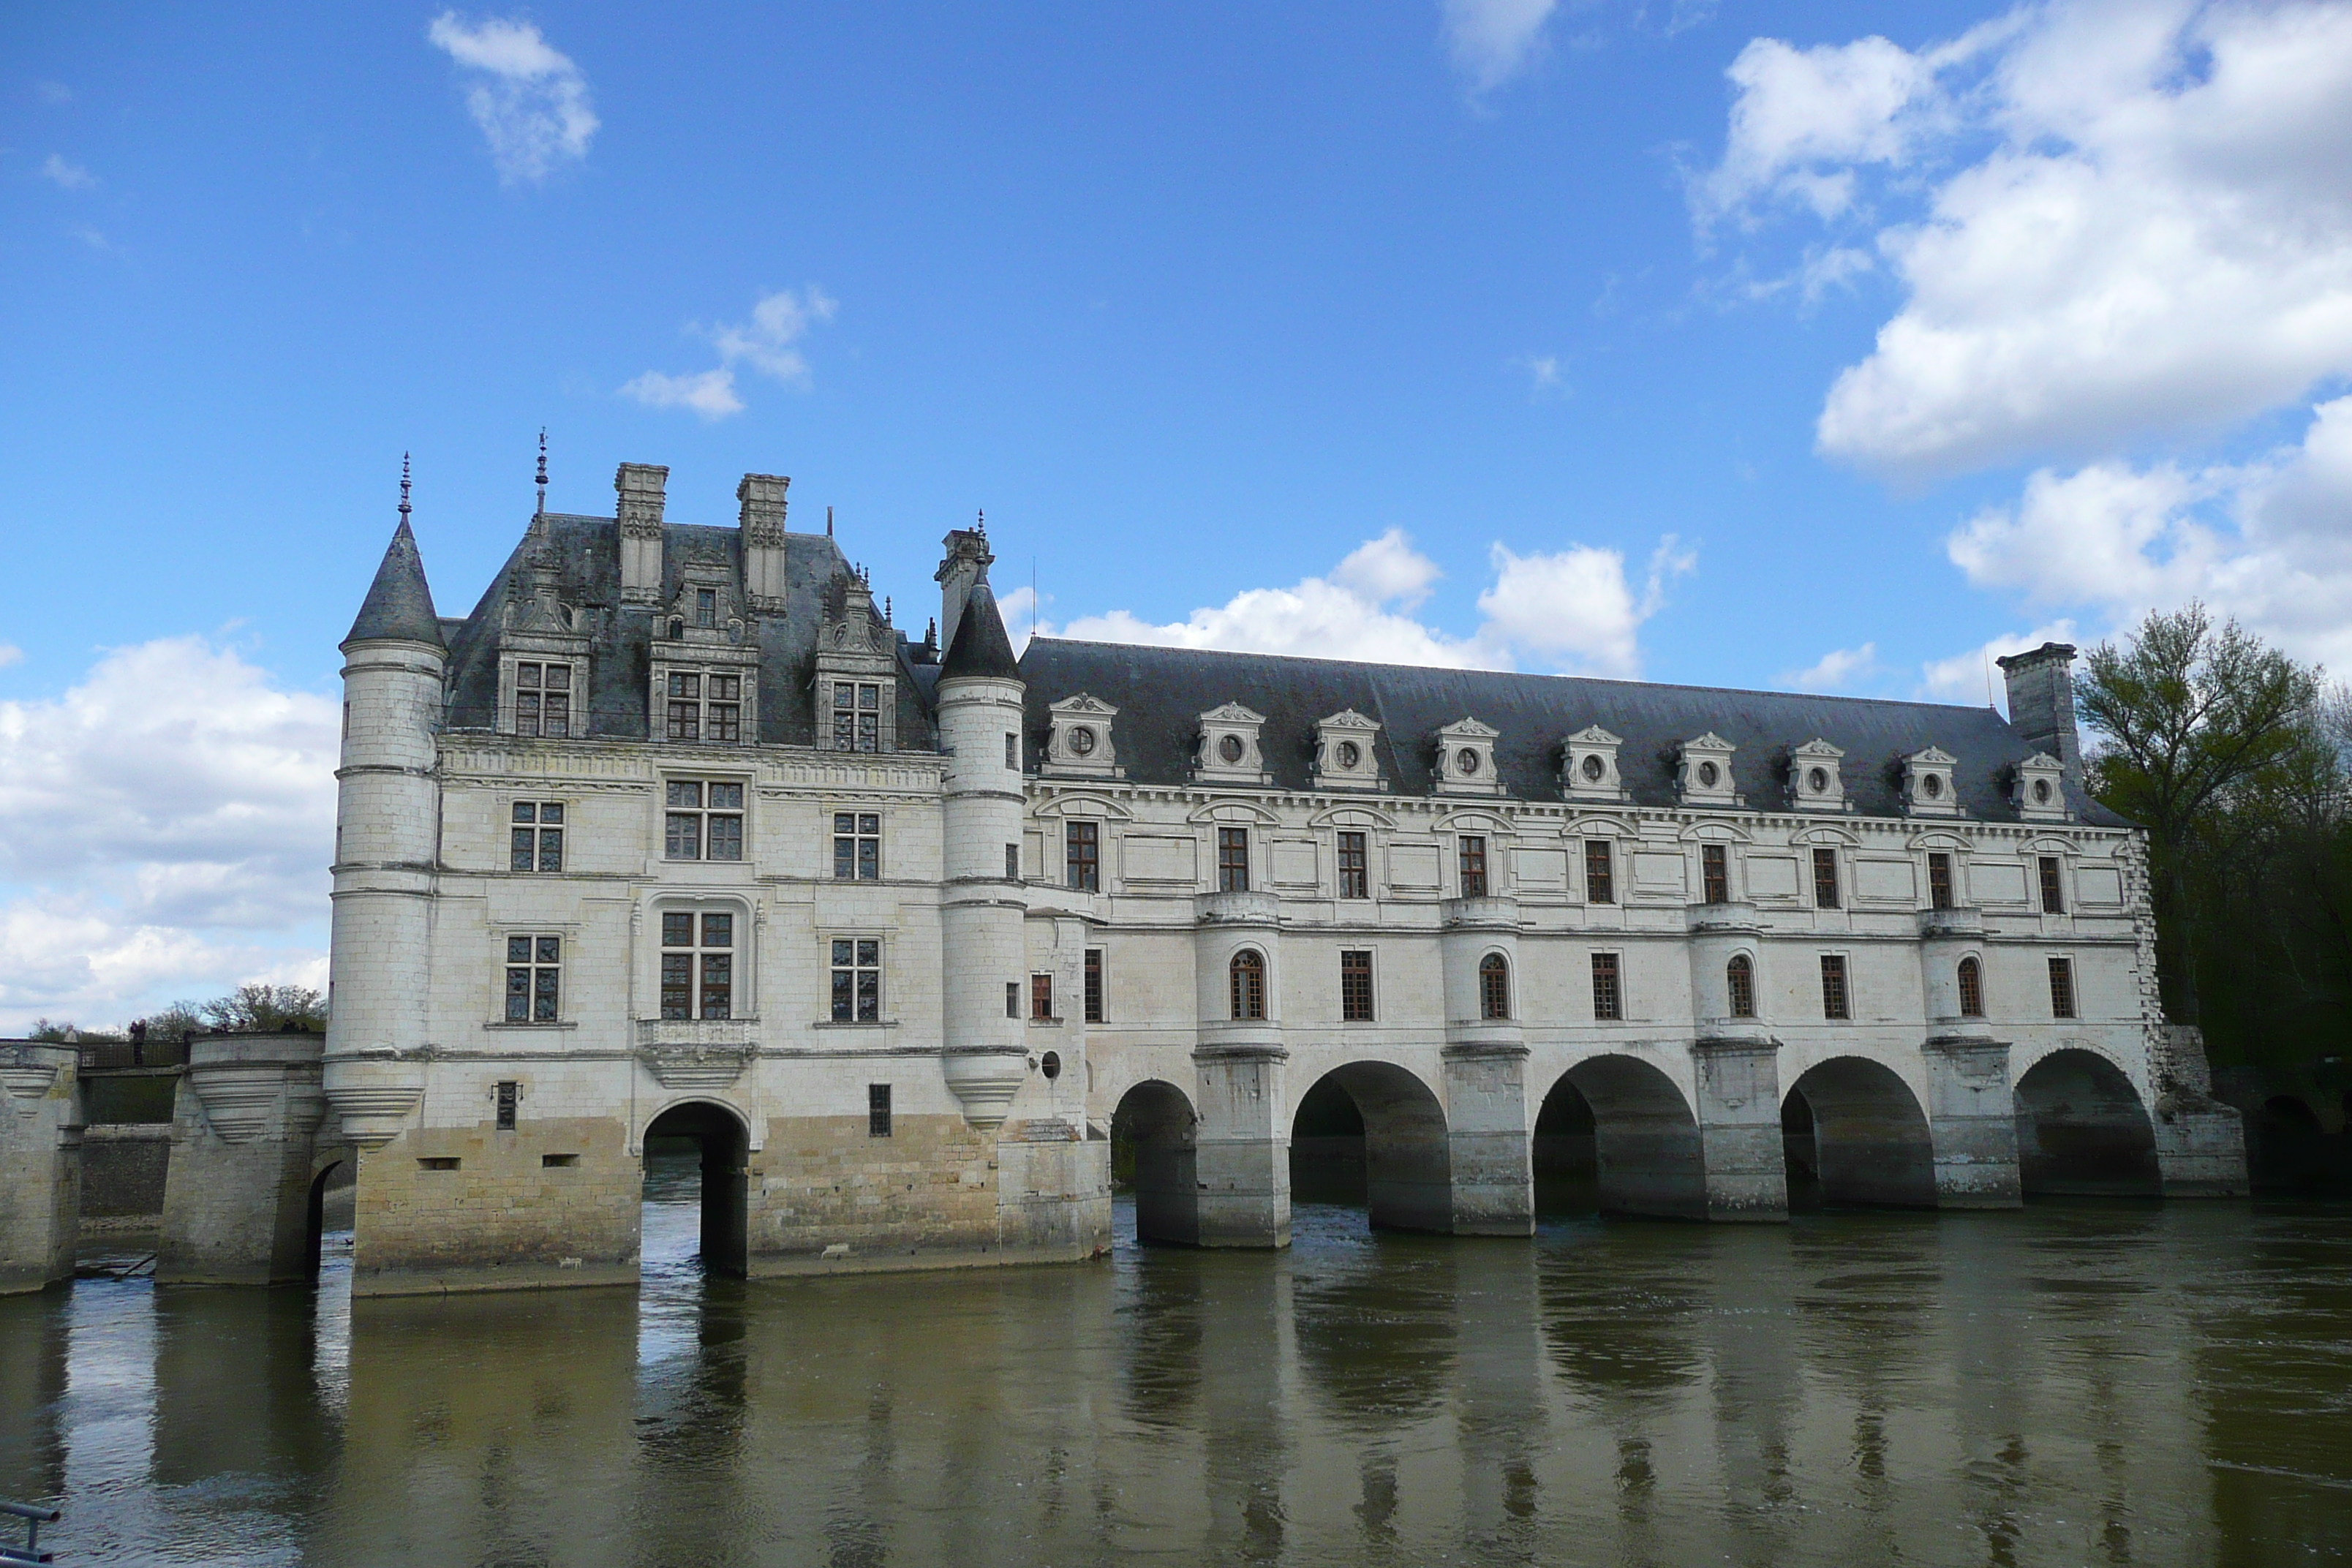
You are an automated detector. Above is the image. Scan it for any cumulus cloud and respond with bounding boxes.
[1049,527,1690,679]
[1442,0,1557,94]
[0,644,22,668]
[623,287,837,421]
[1784,642,1882,693]
[0,637,336,1031]
[1920,621,2081,706]
[39,154,94,190]
[427,12,598,184]
[1701,1,2352,478]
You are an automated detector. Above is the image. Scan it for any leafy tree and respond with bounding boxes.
[197,984,328,1033]
[2080,603,2326,1030]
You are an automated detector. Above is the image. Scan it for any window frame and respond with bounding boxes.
[502,932,563,1023]
[1480,951,1512,1021]
[1701,843,1730,905]
[828,936,884,1024]
[510,800,566,873]
[1336,830,1369,900]
[1340,948,1375,1023]
[867,1083,892,1139]
[1727,952,1756,1019]
[831,681,885,754]
[1066,820,1101,892]
[1229,948,1267,1021]
[832,811,882,881]
[663,779,747,862]
[659,907,739,1021]
[1820,953,1851,1020]
[1958,955,1986,1018]
[663,668,746,745]
[1217,826,1251,894]
[1084,947,1105,1024]
[1584,839,1616,905]
[2038,855,2066,914]
[1589,951,1622,1021]
[1812,847,1841,910]
[510,660,575,739]
[2048,956,2078,1019]
[1928,851,1955,911]
[1458,834,1489,898]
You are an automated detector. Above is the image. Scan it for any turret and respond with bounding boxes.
[934,561,1030,1129]
[323,473,444,1150]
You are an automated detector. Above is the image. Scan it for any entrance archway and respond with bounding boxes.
[2013,1049,2160,1197]
[641,1101,750,1278]
[1783,1058,1937,1209]
[1289,1063,1452,1233]
[1536,1056,1705,1221]
[303,1159,348,1277]
[1109,1079,1200,1245]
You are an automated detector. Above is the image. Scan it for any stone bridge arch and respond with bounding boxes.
[2013,1047,2160,1196]
[641,1098,752,1277]
[1290,1061,1455,1234]
[1534,1055,1707,1221]
[1782,1055,1937,1210]
[1109,1079,1200,1246]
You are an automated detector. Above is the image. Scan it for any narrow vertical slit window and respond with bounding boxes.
[2039,856,2065,914]
[1701,843,1729,905]
[868,1084,892,1138]
[696,588,717,627]
[1066,821,1100,892]
[2048,957,2077,1019]
[1458,835,1489,898]
[1584,840,1615,905]
[1929,852,1954,911]
[1820,954,1850,1019]
[1229,949,1267,1021]
[1726,954,1755,1018]
[1006,733,1019,769]
[1030,973,1054,1021]
[1218,827,1250,894]
[1340,949,1374,1022]
[830,938,881,1023]
[1006,843,1021,881]
[1084,948,1105,1023]
[1589,953,1621,1021]
[1812,847,1841,909]
[1005,981,1019,1019]
[495,1080,518,1131]
[504,935,562,1022]
[1337,831,1368,900]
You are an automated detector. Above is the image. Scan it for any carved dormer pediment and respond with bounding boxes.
[813,568,899,753]
[1313,709,1384,792]
[1562,724,1629,804]
[1045,693,1122,779]
[1433,717,1502,796]
[1196,704,1271,785]
[2012,750,2071,822]
[1901,745,1964,818]
[1789,738,1849,813]
[1676,732,1741,809]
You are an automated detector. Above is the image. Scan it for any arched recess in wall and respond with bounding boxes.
[1534,1055,1705,1221]
[2250,1094,2336,1195]
[2012,1049,2160,1197]
[1782,1057,1937,1210]
[1289,1062,1452,1233]
[642,1098,752,1278]
[304,1157,350,1278]
[1109,1079,1199,1246]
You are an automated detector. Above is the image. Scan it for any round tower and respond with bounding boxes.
[934,562,1031,1130]
[322,484,445,1150]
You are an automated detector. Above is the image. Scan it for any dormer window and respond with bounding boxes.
[1789,739,1847,813]
[1312,709,1384,791]
[832,682,883,753]
[1902,747,1961,817]
[668,617,685,641]
[1433,717,1501,796]
[1562,725,1627,804]
[1044,693,1123,779]
[1195,704,1270,785]
[665,672,742,743]
[696,589,717,628]
[513,662,572,738]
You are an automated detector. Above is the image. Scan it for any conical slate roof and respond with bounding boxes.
[344,519,444,648]
[940,568,1019,681]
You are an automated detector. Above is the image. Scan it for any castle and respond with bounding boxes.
[317,460,2243,1296]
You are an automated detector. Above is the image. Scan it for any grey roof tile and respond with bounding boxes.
[344,520,445,648]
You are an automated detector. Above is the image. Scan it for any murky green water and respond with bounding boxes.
[6,1167,2351,1566]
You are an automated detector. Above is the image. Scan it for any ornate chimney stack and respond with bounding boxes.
[739,472,790,614]
[935,517,994,657]
[1997,641,2082,781]
[616,462,668,605]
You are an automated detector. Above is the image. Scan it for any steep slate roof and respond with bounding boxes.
[1018,638,2123,826]
[344,520,445,648]
[940,571,1020,681]
[438,512,937,750]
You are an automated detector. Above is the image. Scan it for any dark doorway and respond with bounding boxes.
[303,1160,350,1278]
[1784,1057,1937,1209]
[1532,1079,1598,1215]
[641,1101,751,1278]
[1288,1064,1452,1232]
[2013,1049,2161,1197]
[1109,1079,1200,1245]
[2250,1095,2334,1194]
[1782,1091,1821,1212]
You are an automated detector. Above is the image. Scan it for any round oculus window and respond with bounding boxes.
[1067,725,1096,757]
[1581,754,1605,782]
[1458,748,1481,775]
[1218,734,1245,764]
[1040,1049,1062,1082]
[1807,767,1829,794]
[2033,777,2053,804]
[1923,772,1942,799]
[1336,740,1361,769]
[1697,761,1719,788]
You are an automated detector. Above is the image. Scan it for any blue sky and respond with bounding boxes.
[5,1,2350,1028]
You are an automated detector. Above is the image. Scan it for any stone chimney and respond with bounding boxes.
[616,462,668,605]
[935,525,994,656]
[739,473,790,614]
[1997,641,2081,779]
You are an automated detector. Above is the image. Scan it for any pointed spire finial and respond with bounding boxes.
[399,453,412,525]
[826,505,834,538]
[976,508,985,536]
[883,595,892,622]
[535,428,549,516]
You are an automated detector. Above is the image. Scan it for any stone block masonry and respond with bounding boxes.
[1,1044,81,1294]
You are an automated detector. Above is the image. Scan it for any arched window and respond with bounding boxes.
[1229,949,1266,1021]
[1958,956,1985,1019]
[1727,954,1755,1019]
[1479,952,1511,1020]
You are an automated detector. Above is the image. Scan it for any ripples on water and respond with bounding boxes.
[4,1158,2351,1566]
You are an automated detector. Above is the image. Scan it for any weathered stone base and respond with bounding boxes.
[750,1237,1106,1278]
[2155,1104,2250,1197]
[1,1044,81,1295]
[353,1259,642,1297]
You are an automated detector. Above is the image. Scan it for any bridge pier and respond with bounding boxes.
[1923,1037,2024,1207]
[1192,1046,1290,1248]
[1691,1037,1789,1221]
[159,1030,342,1286]
[1442,1042,1534,1236]
[1,1044,82,1294]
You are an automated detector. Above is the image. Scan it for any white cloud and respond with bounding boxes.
[0,637,336,1031]
[1049,528,1690,679]
[1704,2,2352,478]
[1521,353,1564,391]
[1920,621,2080,706]
[426,12,598,184]
[39,154,93,190]
[619,368,744,421]
[1442,0,1557,94]
[0,644,21,668]
[1784,642,1882,693]
[624,287,837,420]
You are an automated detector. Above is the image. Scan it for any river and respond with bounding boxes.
[5,1163,2350,1566]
